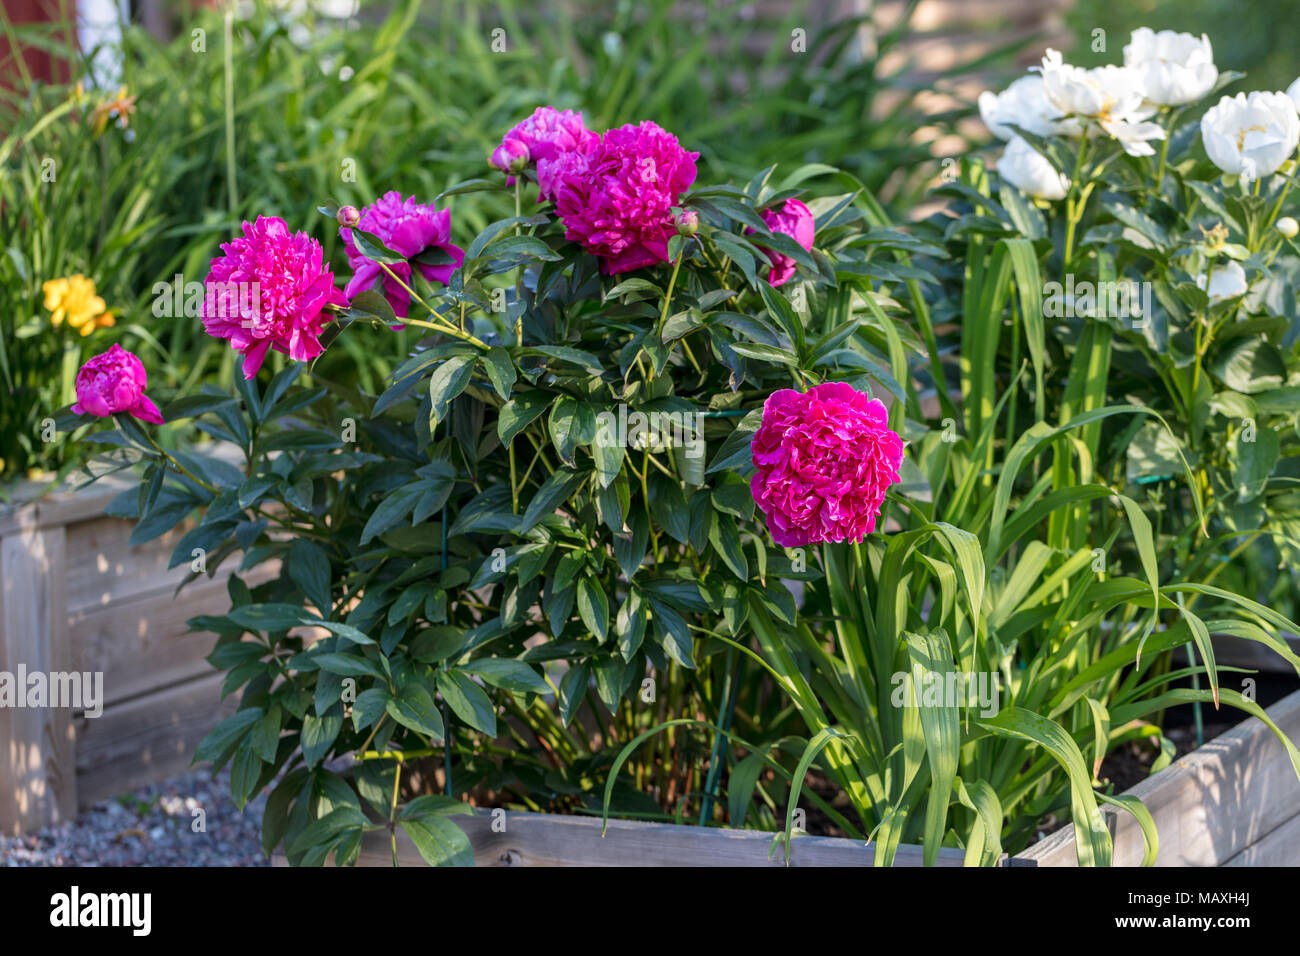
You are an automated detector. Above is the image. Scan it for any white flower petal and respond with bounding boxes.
[997,136,1070,200]
[1195,260,1248,303]
[1201,91,1300,180]
[978,75,1064,141]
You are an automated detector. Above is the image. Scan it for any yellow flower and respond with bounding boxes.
[91,86,137,137]
[43,274,112,335]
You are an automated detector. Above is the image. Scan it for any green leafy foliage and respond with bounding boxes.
[0,0,1006,482]
[79,151,913,864]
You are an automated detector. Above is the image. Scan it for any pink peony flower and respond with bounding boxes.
[340,191,465,322]
[536,145,593,205]
[203,216,347,379]
[750,382,903,547]
[495,106,597,196]
[72,344,164,424]
[551,120,699,274]
[753,198,815,287]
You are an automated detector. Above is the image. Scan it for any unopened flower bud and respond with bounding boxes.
[337,205,360,228]
[491,139,530,175]
[675,209,699,237]
[1278,216,1299,239]
[1200,221,1230,253]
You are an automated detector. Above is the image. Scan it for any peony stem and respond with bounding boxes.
[509,441,519,515]
[1191,259,1217,405]
[658,245,686,333]
[375,262,489,349]
[401,314,487,350]
[680,336,704,377]
[1154,130,1171,193]
[1062,132,1090,270]
[153,441,216,495]
[641,444,660,566]
[514,178,524,347]
[355,714,387,756]
[358,746,441,764]
[1258,151,1297,250]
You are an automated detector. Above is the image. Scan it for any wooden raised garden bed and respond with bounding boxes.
[275,811,969,867]
[1023,688,1300,866]
[6,467,1297,865]
[0,464,271,835]
[271,689,1300,867]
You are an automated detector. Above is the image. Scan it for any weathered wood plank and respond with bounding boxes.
[0,443,248,537]
[301,812,968,867]
[73,671,235,809]
[64,516,195,615]
[68,562,277,709]
[1021,689,1300,867]
[1220,811,1300,866]
[0,525,77,834]
[0,474,134,538]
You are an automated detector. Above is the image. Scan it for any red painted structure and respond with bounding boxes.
[1,0,78,89]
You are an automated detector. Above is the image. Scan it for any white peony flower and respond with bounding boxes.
[1201,91,1300,181]
[1195,260,1248,303]
[1034,49,1166,156]
[978,75,1065,141]
[1286,77,1300,112]
[1123,28,1218,106]
[1106,117,1173,157]
[997,135,1070,200]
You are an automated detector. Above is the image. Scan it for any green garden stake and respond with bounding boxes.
[441,408,452,796]
[443,700,453,798]
[1189,648,1205,748]
[698,646,738,825]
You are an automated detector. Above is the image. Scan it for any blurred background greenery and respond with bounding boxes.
[4,0,1290,488]
[1064,0,1299,92]
[2,0,1025,486]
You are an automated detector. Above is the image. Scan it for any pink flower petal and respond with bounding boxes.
[749,381,904,546]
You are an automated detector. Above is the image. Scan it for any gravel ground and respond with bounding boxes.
[0,768,268,867]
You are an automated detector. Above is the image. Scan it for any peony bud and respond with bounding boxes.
[490,139,530,175]
[1200,221,1230,252]
[674,209,699,237]
[751,199,815,287]
[337,205,361,228]
[1277,216,1299,239]
[72,344,164,424]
